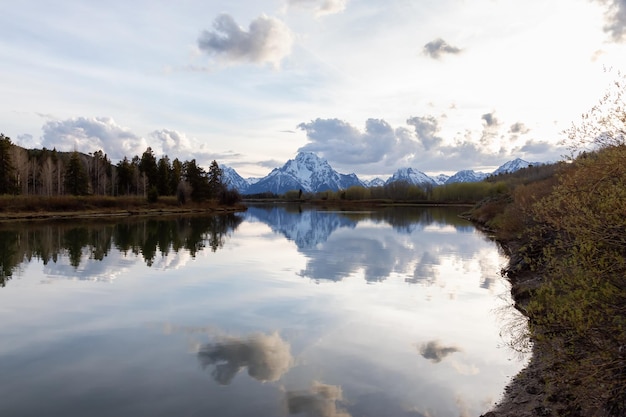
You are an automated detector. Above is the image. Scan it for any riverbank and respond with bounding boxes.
[479,242,572,417]
[471,147,626,416]
[0,195,246,222]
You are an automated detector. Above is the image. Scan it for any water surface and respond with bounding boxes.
[0,205,523,417]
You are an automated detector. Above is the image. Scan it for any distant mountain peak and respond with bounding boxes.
[245,152,363,195]
[222,154,545,195]
[445,169,488,184]
[493,158,534,175]
[386,167,436,186]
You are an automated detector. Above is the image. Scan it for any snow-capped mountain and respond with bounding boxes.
[222,166,250,193]
[492,158,534,175]
[246,152,364,195]
[385,168,436,186]
[219,154,544,195]
[445,170,489,184]
[432,174,450,185]
[364,178,386,187]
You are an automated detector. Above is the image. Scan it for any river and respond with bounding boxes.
[0,204,525,417]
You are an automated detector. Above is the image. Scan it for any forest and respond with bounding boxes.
[0,134,240,206]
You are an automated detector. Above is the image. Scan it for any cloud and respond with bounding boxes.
[418,340,461,363]
[406,116,444,150]
[287,0,348,16]
[594,0,626,42]
[197,331,293,385]
[16,133,36,148]
[508,122,530,135]
[481,112,499,128]
[286,381,352,417]
[297,118,419,167]
[41,117,147,160]
[423,38,462,59]
[513,139,565,162]
[197,14,294,67]
[150,129,193,157]
[479,111,502,147]
[297,114,561,174]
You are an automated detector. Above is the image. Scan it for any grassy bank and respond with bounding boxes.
[469,145,626,416]
[0,195,246,221]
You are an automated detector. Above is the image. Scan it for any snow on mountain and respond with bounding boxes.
[221,166,250,193]
[365,177,386,187]
[492,158,534,175]
[221,155,545,195]
[432,174,450,185]
[246,152,364,195]
[445,170,489,184]
[385,168,436,186]
[244,205,356,249]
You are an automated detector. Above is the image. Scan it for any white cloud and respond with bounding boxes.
[298,119,400,164]
[197,13,294,67]
[296,114,563,174]
[41,117,147,160]
[287,0,348,16]
[149,129,196,160]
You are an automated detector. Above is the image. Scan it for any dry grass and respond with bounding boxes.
[0,195,243,221]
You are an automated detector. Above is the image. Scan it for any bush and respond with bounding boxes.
[147,186,158,203]
[219,188,242,206]
[520,145,626,414]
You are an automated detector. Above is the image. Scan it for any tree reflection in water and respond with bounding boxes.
[0,213,243,286]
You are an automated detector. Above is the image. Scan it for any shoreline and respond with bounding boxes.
[0,205,247,222]
[479,239,576,417]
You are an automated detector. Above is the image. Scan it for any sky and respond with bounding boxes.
[2,0,625,178]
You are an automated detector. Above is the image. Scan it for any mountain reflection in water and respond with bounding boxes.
[0,205,525,417]
[245,204,495,285]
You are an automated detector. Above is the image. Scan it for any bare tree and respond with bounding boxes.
[564,70,626,156]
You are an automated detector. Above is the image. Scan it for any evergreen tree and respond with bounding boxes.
[170,158,183,194]
[139,147,158,189]
[183,159,209,202]
[0,133,16,194]
[64,151,88,195]
[116,157,134,195]
[157,156,172,196]
[207,160,224,199]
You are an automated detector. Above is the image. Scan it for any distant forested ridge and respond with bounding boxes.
[0,134,239,205]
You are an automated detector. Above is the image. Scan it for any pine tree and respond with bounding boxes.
[157,156,172,196]
[0,133,16,194]
[207,160,224,199]
[183,159,209,202]
[64,151,88,195]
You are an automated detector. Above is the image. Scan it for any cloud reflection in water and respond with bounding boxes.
[197,331,293,385]
[418,340,461,363]
[286,381,352,417]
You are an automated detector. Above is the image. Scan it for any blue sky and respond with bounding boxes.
[2,0,625,177]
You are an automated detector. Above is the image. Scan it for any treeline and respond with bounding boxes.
[275,178,516,204]
[0,214,243,286]
[0,133,240,205]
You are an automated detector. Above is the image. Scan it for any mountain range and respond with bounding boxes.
[223,152,537,195]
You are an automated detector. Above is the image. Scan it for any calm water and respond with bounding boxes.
[0,205,524,417]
